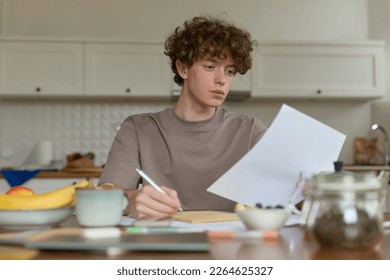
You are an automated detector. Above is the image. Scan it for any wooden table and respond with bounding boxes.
[3,214,385,260]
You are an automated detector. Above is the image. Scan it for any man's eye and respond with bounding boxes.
[226,69,236,76]
[204,65,215,70]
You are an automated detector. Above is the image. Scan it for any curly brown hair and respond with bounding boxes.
[164,16,255,86]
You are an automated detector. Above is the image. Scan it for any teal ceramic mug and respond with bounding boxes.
[75,187,128,227]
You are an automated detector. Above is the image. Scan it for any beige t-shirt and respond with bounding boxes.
[99,107,267,211]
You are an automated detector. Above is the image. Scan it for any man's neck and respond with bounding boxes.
[173,98,217,122]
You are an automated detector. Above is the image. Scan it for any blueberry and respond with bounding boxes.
[255,203,263,209]
[275,205,285,209]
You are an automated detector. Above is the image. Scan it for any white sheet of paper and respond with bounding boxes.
[207,104,346,206]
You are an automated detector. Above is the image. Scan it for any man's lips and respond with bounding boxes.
[210,89,225,96]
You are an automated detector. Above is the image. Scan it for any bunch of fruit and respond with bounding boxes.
[0,180,89,210]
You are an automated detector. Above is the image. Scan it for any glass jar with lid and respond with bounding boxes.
[300,161,353,225]
[306,169,384,249]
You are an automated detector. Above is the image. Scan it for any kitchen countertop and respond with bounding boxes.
[344,165,390,172]
[1,165,387,179]
[0,168,103,179]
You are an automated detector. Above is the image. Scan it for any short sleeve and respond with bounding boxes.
[98,117,141,189]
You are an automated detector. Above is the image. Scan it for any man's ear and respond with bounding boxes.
[176,60,189,80]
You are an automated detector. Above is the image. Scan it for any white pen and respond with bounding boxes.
[135,168,183,212]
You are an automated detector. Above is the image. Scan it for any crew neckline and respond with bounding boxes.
[166,107,224,131]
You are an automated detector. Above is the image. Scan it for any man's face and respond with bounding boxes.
[182,56,236,108]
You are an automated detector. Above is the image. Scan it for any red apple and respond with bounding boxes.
[6,186,35,196]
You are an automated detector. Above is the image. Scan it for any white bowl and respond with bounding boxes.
[0,206,74,231]
[236,208,292,231]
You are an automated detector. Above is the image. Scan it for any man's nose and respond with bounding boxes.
[214,69,226,86]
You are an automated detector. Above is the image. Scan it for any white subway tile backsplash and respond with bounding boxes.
[0,99,171,167]
[0,98,374,168]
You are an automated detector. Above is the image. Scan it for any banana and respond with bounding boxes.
[0,179,89,210]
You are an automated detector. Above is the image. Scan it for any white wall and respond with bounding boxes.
[368,1,390,163]
[0,0,385,167]
[369,0,390,100]
[1,0,369,41]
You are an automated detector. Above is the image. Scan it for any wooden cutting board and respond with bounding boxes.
[172,211,240,223]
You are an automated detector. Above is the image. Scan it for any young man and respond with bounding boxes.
[99,16,267,219]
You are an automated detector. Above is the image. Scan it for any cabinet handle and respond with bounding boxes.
[36,87,41,93]
[125,88,131,93]
[316,89,322,94]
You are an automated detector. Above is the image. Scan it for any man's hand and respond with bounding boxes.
[124,186,182,219]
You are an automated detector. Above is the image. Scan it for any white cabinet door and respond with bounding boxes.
[230,70,251,92]
[229,70,251,99]
[251,42,385,98]
[85,43,171,97]
[0,42,83,96]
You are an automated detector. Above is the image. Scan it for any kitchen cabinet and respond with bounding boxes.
[85,43,171,97]
[231,71,251,92]
[0,41,83,96]
[251,41,385,98]
[0,39,385,99]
